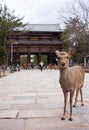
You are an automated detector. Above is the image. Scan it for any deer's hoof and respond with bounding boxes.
[81,104,84,106]
[61,117,65,120]
[73,105,76,107]
[69,118,73,121]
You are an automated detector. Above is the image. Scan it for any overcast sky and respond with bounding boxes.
[1,0,74,26]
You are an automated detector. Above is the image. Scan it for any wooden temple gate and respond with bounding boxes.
[7,24,63,66]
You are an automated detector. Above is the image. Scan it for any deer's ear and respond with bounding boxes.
[55,50,60,57]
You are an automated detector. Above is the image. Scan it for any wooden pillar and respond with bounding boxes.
[52,53,56,64]
[27,53,30,64]
[38,52,41,63]
[17,52,20,65]
[49,51,52,64]
[47,54,50,64]
[7,52,11,66]
[13,52,20,65]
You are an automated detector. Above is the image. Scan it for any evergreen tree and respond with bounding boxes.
[0,4,25,65]
[62,17,88,63]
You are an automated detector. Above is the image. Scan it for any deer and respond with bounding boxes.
[55,50,85,121]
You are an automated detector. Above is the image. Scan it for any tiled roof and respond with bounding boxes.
[14,24,62,32]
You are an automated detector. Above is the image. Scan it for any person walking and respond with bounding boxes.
[31,62,34,70]
[39,61,44,71]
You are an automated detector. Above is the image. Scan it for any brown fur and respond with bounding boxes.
[55,50,85,121]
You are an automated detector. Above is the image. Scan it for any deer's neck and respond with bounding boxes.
[59,67,73,92]
[60,67,69,79]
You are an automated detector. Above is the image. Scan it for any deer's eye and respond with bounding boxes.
[66,56,69,59]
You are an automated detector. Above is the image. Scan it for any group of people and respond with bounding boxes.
[22,62,34,70]
[15,58,73,71]
[22,60,44,71]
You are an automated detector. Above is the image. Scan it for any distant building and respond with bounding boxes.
[7,24,63,65]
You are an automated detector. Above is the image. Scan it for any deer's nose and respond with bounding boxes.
[61,62,65,67]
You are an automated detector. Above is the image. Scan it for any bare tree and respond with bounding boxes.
[70,0,89,30]
[60,0,89,63]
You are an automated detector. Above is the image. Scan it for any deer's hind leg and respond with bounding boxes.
[80,87,84,106]
[73,88,79,107]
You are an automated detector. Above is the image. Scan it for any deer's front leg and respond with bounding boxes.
[61,91,68,120]
[69,89,75,121]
